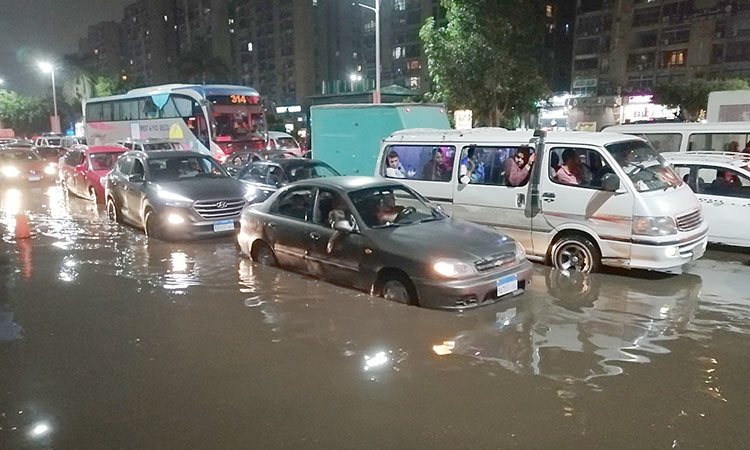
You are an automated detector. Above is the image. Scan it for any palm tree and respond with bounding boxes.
[61,55,96,113]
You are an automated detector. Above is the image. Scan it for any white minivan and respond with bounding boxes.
[375,128,708,272]
[604,122,750,154]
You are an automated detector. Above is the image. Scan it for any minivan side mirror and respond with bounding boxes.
[601,173,620,192]
[128,173,144,183]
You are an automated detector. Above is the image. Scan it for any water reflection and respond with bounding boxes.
[442,268,702,385]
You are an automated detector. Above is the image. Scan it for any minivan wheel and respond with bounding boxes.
[106,198,122,223]
[253,242,278,266]
[382,276,418,306]
[144,210,163,240]
[551,235,601,273]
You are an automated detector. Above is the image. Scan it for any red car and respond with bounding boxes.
[0,147,57,184]
[59,145,126,203]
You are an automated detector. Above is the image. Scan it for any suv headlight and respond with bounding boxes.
[433,259,476,278]
[632,216,677,236]
[2,166,20,177]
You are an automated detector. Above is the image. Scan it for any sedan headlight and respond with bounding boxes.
[632,216,677,236]
[2,166,20,178]
[44,165,56,175]
[514,241,527,262]
[157,189,193,205]
[433,259,476,278]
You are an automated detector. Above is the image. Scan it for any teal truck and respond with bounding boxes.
[309,103,451,175]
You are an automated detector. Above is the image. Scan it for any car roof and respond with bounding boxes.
[387,128,642,147]
[663,151,750,169]
[605,122,750,132]
[123,150,208,159]
[117,139,181,144]
[85,146,128,154]
[293,176,400,191]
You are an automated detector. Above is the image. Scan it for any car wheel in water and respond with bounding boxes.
[144,210,163,240]
[550,235,601,273]
[382,276,418,306]
[106,198,122,223]
[253,242,278,267]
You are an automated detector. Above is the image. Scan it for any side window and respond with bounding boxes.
[313,189,354,228]
[458,146,535,187]
[132,159,145,177]
[697,166,750,198]
[382,145,455,181]
[242,164,267,183]
[266,165,285,186]
[640,133,682,153]
[118,157,134,175]
[688,133,750,152]
[274,188,314,221]
[672,164,695,190]
[549,147,614,190]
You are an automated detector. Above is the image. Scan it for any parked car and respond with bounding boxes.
[34,134,63,147]
[0,147,57,184]
[664,151,750,247]
[33,146,65,165]
[60,145,126,203]
[376,128,708,273]
[238,177,532,309]
[267,131,302,155]
[237,159,341,204]
[104,150,251,240]
[223,148,299,173]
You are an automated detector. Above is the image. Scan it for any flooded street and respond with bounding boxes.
[2,185,750,449]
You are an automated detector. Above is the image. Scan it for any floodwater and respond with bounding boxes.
[1,184,750,449]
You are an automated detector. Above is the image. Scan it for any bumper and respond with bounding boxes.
[156,207,241,240]
[412,259,533,310]
[629,230,708,270]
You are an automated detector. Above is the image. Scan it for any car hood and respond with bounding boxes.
[369,218,518,262]
[151,178,246,201]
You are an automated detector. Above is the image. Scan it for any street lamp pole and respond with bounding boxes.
[38,62,59,132]
[356,1,381,104]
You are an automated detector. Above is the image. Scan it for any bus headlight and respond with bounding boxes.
[632,216,677,236]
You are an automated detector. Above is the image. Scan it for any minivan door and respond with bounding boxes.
[451,145,534,250]
[533,145,634,264]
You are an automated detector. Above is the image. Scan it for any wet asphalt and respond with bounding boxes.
[1,184,750,449]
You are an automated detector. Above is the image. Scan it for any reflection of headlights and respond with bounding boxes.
[433,259,476,278]
[167,213,185,225]
[514,241,527,262]
[44,165,56,175]
[157,189,193,204]
[632,216,677,236]
[2,166,20,177]
[244,185,257,202]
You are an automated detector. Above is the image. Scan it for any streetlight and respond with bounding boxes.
[38,61,58,120]
[0,78,4,86]
[354,1,381,104]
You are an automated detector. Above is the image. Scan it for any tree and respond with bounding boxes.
[93,75,136,97]
[653,78,750,121]
[61,55,96,112]
[420,0,550,127]
[176,40,230,84]
[0,89,53,136]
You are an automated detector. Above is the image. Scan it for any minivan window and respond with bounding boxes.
[549,147,614,190]
[696,166,750,199]
[383,145,455,182]
[636,133,682,153]
[687,133,750,152]
[458,146,535,187]
[605,140,681,192]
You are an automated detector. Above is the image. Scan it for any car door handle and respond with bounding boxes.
[266,222,277,229]
[516,193,525,207]
[309,232,320,240]
[542,192,556,202]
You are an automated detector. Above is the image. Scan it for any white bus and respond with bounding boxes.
[604,122,750,153]
[83,84,269,162]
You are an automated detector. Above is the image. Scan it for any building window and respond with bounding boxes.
[392,46,405,59]
[627,52,656,71]
[364,20,375,33]
[394,0,406,10]
[574,57,598,71]
[661,28,690,45]
[632,6,660,27]
[545,4,553,17]
[632,31,658,49]
[407,60,421,70]
[662,49,687,68]
[408,76,420,89]
[575,37,599,55]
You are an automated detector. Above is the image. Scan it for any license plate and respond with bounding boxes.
[213,220,234,232]
[496,275,518,297]
[28,175,41,182]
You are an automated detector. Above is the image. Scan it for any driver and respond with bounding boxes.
[375,192,404,225]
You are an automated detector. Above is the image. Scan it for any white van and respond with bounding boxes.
[376,128,708,273]
[604,122,750,154]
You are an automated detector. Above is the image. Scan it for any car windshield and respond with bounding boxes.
[1,150,42,162]
[47,138,61,146]
[144,142,182,151]
[148,156,227,182]
[90,152,125,171]
[285,163,340,182]
[348,185,446,228]
[605,140,681,192]
[34,147,60,158]
[276,137,298,149]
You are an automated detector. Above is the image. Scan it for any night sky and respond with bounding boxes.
[0,0,130,95]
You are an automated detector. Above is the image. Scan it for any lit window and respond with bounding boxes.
[164,15,168,22]
[407,60,421,70]
[408,76,420,88]
[392,46,405,59]
[247,42,253,52]
[94,48,99,55]
[546,5,553,17]
[395,0,406,10]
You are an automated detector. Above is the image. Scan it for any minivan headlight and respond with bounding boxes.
[632,216,677,236]
[433,259,476,278]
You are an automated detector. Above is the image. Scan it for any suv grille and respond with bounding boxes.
[193,198,246,220]
[474,252,515,272]
[675,209,702,232]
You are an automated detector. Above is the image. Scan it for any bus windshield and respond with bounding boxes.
[207,95,267,144]
[606,140,681,192]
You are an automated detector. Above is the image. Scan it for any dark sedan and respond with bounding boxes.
[238,177,532,309]
[237,159,340,204]
[104,150,252,240]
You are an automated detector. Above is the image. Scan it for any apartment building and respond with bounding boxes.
[120,0,179,84]
[78,21,123,76]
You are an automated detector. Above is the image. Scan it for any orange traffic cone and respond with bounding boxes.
[15,213,31,239]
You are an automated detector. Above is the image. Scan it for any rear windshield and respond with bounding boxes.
[90,152,125,171]
[276,137,298,149]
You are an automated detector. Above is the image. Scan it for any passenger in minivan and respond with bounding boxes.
[504,147,536,186]
[385,150,411,178]
[555,149,582,185]
[460,147,485,183]
[421,148,446,181]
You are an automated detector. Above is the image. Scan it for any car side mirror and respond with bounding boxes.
[128,174,144,183]
[333,220,355,233]
[601,173,620,192]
